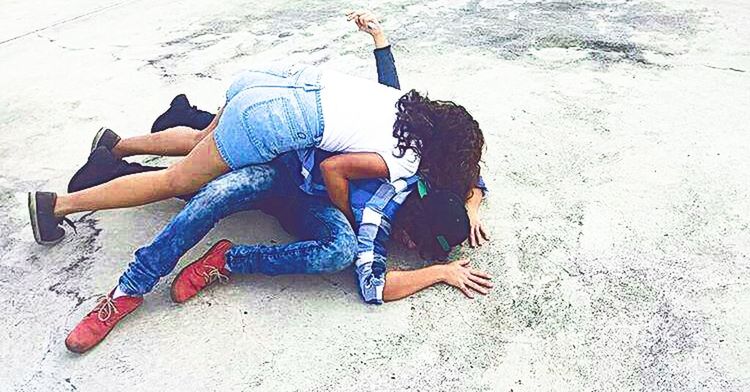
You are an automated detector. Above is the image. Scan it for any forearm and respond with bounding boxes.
[466,187,483,216]
[322,171,355,224]
[372,32,389,49]
[382,265,445,302]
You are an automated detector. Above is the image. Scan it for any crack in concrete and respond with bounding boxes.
[0,0,143,47]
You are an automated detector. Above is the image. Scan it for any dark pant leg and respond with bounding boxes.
[117,164,284,295]
[225,195,356,275]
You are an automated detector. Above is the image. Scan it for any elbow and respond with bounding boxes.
[320,156,342,177]
[382,291,397,303]
[381,273,399,303]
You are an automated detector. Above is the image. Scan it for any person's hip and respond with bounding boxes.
[215,64,324,169]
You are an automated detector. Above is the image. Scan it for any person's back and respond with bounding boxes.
[318,68,419,182]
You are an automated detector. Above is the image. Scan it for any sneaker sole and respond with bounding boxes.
[170,240,232,303]
[90,127,107,152]
[65,303,142,354]
[28,192,64,246]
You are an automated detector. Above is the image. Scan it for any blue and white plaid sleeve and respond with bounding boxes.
[354,178,415,304]
[354,206,390,304]
[476,175,488,194]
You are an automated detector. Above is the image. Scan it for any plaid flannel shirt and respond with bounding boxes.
[289,46,486,304]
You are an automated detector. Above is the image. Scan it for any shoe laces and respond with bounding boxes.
[92,295,119,322]
[61,217,77,234]
[200,263,229,285]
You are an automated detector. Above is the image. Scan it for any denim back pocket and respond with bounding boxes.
[241,96,310,161]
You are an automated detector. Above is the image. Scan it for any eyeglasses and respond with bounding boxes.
[417,178,451,252]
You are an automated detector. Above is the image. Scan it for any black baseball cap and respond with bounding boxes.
[417,186,470,254]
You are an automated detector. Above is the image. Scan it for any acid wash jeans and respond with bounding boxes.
[117,155,356,296]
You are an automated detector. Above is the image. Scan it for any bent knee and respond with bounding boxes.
[164,167,204,196]
[193,129,210,144]
[315,229,357,273]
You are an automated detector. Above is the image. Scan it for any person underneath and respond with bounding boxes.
[28,13,485,245]
[59,10,491,354]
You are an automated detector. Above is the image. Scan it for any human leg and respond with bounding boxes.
[170,194,357,302]
[111,126,211,158]
[53,132,229,216]
[231,195,356,275]
[64,164,286,353]
[117,164,284,295]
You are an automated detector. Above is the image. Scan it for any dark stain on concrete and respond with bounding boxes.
[391,0,703,67]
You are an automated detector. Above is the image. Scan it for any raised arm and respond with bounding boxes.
[347,9,400,89]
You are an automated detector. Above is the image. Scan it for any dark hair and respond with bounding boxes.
[391,90,485,258]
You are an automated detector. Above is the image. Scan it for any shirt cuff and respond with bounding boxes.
[373,45,392,53]
[476,175,488,195]
[356,263,385,305]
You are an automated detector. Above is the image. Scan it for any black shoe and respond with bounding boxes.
[90,127,121,152]
[151,94,215,133]
[68,147,165,193]
[28,192,74,245]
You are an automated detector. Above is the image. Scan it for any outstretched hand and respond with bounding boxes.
[345,9,388,48]
[468,210,490,247]
[441,259,493,299]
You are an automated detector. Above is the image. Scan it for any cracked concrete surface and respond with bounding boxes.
[1,0,749,391]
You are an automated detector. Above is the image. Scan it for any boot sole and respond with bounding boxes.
[170,240,232,303]
[65,303,142,354]
[28,192,64,246]
[90,127,109,152]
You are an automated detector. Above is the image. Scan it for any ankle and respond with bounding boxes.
[110,141,126,159]
[53,195,73,217]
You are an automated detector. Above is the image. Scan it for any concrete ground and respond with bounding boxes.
[1,0,748,391]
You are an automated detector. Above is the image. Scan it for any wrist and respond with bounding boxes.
[433,264,449,283]
[372,33,388,48]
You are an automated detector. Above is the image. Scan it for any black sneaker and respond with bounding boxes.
[90,127,121,152]
[28,192,75,245]
[151,94,215,133]
[68,147,164,193]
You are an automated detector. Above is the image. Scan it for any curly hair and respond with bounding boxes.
[391,90,485,258]
[393,89,484,197]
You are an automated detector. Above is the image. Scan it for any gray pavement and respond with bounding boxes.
[1,1,748,391]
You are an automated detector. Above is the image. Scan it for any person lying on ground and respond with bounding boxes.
[27,10,486,246]
[61,10,492,354]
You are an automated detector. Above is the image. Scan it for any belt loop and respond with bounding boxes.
[302,82,321,91]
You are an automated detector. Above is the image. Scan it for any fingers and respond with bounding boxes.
[479,224,490,242]
[346,10,380,33]
[459,283,474,299]
[457,258,470,266]
[346,10,369,21]
[469,224,489,247]
[345,10,361,20]
[475,226,486,246]
[469,268,492,280]
[465,280,490,295]
[467,273,493,289]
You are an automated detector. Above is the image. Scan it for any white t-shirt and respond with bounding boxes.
[317,69,420,182]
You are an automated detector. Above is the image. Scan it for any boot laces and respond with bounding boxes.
[61,217,77,234]
[92,296,119,322]
[200,264,229,284]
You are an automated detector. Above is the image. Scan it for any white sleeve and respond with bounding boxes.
[378,148,420,183]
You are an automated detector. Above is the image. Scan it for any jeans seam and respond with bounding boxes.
[213,133,237,170]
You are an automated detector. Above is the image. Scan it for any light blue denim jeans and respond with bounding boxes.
[117,155,356,296]
[213,63,324,170]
